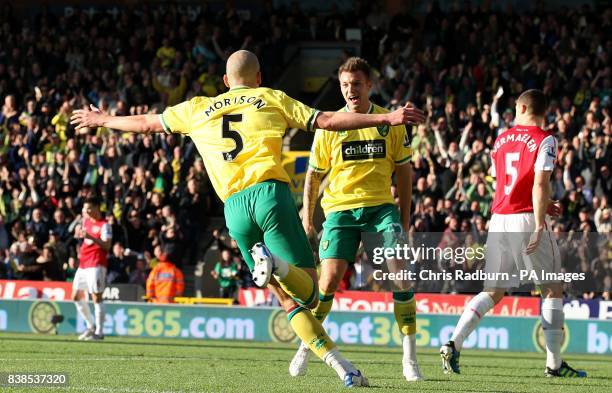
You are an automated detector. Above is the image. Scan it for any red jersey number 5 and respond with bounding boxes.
[504,152,520,195]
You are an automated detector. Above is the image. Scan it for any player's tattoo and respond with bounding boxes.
[303,169,324,227]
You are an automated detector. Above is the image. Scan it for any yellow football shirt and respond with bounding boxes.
[159,86,319,201]
[309,103,412,214]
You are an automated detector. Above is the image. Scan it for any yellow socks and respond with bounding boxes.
[273,257,317,308]
[288,305,336,359]
[393,290,416,335]
[312,291,334,321]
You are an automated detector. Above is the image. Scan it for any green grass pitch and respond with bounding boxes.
[0,332,610,392]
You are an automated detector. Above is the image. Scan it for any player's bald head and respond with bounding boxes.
[225,50,261,87]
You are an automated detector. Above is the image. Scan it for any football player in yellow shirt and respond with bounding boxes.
[290,57,422,381]
[71,50,424,387]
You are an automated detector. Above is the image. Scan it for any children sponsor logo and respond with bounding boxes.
[341,140,386,160]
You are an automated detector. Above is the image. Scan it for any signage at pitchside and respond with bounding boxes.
[0,280,144,302]
[238,288,541,317]
[0,299,610,354]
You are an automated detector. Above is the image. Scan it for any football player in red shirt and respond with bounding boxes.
[72,196,112,340]
[440,90,586,378]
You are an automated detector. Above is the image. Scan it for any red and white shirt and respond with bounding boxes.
[79,217,112,268]
[491,125,557,215]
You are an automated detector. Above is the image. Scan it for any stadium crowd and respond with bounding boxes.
[0,2,609,300]
[371,2,611,299]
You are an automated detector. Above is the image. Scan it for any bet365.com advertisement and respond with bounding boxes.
[1,299,610,355]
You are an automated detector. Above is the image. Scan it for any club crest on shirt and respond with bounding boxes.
[377,125,389,137]
[321,240,329,251]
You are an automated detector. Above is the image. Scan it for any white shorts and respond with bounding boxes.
[73,266,107,294]
[484,213,561,289]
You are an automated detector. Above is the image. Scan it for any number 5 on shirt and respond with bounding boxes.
[222,114,244,161]
[504,152,520,195]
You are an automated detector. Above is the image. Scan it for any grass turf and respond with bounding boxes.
[0,332,610,393]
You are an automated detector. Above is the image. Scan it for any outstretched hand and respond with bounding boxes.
[70,104,105,131]
[547,200,562,217]
[388,103,426,126]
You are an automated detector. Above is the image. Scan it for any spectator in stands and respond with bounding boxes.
[63,256,77,282]
[179,178,206,265]
[106,243,132,284]
[211,249,239,300]
[595,207,611,233]
[50,210,70,243]
[14,238,41,280]
[146,245,184,303]
[1,95,19,129]
[48,229,68,266]
[124,209,147,253]
[0,215,9,251]
[26,207,49,249]
[36,243,63,281]
[129,257,148,287]
[0,250,8,279]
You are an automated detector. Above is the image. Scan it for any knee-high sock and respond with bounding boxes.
[287,306,356,379]
[312,291,334,322]
[288,306,335,359]
[393,290,416,335]
[393,291,417,364]
[272,254,317,308]
[450,292,495,351]
[541,298,564,370]
[75,300,94,330]
[93,302,105,335]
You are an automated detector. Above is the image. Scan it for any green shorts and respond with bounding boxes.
[319,204,403,263]
[224,180,315,271]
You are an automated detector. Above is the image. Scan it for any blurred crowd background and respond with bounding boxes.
[0,1,609,300]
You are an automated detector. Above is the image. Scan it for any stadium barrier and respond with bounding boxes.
[0,299,610,355]
[238,288,612,321]
[0,280,145,302]
[238,288,542,316]
[3,280,609,320]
